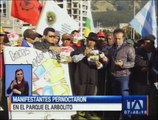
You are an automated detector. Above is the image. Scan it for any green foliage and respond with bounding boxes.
[92,0,147,27]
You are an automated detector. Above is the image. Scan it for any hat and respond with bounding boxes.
[97,31,105,38]
[87,32,98,41]
[62,33,72,41]
[142,34,156,42]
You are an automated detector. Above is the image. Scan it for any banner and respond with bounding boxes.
[11,0,42,25]
[3,46,72,96]
[36,1,79,35]
[4,46,75,119]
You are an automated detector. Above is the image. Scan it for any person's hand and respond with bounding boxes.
[95,61,103,69]
[95,61,101,67]
[100,53,108,62]
[154,82,158,90]
[10,80,17,89]
[141,67,149,71]
[66,56,72,63]
[84,48,92,56]
[12,89,21,95]
[115,60,123,67]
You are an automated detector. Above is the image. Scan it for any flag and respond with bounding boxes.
[84,1,95,37]
[36,1,79,35]
[0,26,5,34]
[11,0,42,26]
[130,0,157,45]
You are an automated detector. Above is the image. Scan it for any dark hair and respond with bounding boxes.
[43,27,55,36]
[23,29,37,40]
[113,28,125,37]
[106,33,113,39]
[71,30,79,34]
[15,69,24,81]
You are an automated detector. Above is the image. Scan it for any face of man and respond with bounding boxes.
[114,32,124,46]
[44,31,57,44]
[143,40,154,52]
[87,40,96,49]
[72,32,81,44]
[63,39,71,46]
[107,35,114,46]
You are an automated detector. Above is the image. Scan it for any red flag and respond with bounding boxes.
[11,0,42,26]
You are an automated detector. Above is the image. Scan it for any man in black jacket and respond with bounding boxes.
[130,34,158,120]
[72,32,108,95]
[34,27,61,59]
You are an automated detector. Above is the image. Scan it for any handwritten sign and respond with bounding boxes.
[4,46,72,95]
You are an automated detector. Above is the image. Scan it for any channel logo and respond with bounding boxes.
[123,96,148,116]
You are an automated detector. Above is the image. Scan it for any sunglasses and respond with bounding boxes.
[48,35,56,38]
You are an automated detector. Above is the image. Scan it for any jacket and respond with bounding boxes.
[132,47,157,84]
[108,42,135,77]
[33,40,59,59]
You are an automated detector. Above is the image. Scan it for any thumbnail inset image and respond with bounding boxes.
[5,64,32,96]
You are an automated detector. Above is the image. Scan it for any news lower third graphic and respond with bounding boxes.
[9,96,148,115]
[123,96,148,116]
[10,96,122,111]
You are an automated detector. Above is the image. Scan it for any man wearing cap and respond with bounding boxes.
[72,32,108,95]
[130,34,158,120]
[96,31,106,51]
[131,34,157,93]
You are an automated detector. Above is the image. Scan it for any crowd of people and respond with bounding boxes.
[0,27,158,120]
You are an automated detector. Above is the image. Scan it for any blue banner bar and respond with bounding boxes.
[11,96,122,103]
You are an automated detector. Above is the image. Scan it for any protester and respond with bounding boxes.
[96,31,107,96]
[130,34,158,120]
[71,30,82,48]
[61,33,73,47]
[108,28,135,96]
[21,29,37,47]
[0,28,5,102]
[130,34,157,94]
[0,29,8,119]
[106,28,135,120]
[98,33,115,96]
[96,30,106,51]
[72,32,108,95]
[34,27,61,59]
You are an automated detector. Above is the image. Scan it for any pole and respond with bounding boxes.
[80,0,83,38]
[133,0,136,40]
